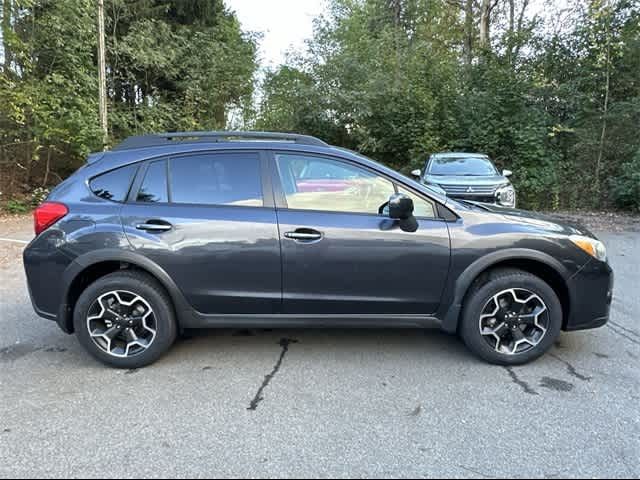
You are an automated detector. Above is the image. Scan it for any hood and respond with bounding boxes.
[463,201,597,238]
[425,174,509,187]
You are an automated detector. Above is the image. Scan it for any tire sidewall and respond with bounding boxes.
[73,273,176,369]
[461,273,562,365]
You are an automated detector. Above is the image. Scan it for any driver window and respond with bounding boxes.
[276,153,395,215]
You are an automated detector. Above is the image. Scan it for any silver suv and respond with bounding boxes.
[412,152,516,208]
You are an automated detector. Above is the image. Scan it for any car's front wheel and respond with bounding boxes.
[460,268,562,365]
[73,271,177,369]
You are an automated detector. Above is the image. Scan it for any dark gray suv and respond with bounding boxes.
[24,132,613,369]
[412,152,516,207]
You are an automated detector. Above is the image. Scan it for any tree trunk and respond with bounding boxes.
[388,0,402,86]
[214,103,226,129]
[2,0,12,71]
[97,0,108,149]
[509,0,515,32]
[595,27,612,198]
[463,0,474,65]
[479,0,491,49]
[513,0,530,60]
[507,0,515,61]
[42,147,51,187]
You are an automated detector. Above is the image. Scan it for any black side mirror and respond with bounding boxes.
[387,193,418,232]
[389,193,414,219]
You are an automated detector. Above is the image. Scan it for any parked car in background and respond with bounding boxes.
[412,152,516,208]
[24,132,612,369]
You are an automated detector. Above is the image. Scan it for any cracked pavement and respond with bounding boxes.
[0,217,638,478]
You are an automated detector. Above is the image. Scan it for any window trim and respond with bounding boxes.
[126,149,274,209]
[88,163,140,204]
[132,158,169,204]
[273,150,398,218]
[270,150,447,220]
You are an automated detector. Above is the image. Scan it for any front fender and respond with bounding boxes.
[440,248,572,333]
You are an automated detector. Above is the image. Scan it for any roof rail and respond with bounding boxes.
[113,131,329,151]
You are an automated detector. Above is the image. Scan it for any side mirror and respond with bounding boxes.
[411,169,422,179]
[503,169,513,177]
[388,193,418,232]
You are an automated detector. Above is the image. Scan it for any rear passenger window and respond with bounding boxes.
[90,164,137,202]
[137,160,168,203]
[169,153,263,207]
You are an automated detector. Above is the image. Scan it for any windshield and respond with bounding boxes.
[429,156,497,176]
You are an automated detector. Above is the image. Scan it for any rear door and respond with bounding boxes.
[271,151,451,315]
[121,150,282,314]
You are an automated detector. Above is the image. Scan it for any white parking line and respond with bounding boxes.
[0,238,29,245]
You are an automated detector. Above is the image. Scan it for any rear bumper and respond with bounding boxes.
[565,259,614,331]
[23,232,74,332]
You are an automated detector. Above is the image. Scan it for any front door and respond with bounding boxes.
[272,152,451,315]
[121,150,281,314]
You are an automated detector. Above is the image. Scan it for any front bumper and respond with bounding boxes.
[564,258,614,331]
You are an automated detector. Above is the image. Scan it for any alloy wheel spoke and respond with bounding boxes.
[478,287,549,356]
[86,290,157,359]
[511,327,526,342]
[125,328,139,343]
[103,325,121,341]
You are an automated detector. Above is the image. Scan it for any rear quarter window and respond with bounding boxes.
[90,164,138,202]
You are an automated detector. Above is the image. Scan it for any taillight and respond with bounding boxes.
[34,202,68,235]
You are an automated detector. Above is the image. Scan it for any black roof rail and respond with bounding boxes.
[113,131,329,151]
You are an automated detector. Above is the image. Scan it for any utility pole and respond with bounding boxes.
[97,0,108,149]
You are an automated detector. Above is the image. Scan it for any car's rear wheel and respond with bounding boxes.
[459,268,562,365]
[73,271,177,368]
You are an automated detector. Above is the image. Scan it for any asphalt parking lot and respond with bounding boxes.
[1,215,638,478]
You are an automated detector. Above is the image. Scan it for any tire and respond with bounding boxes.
[73,271,177,369]
[459,268,562,365]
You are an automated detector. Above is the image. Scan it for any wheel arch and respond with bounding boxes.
[441,249,573,334]
[58,249,190,334]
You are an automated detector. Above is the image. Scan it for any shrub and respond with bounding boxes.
[31,187,50,206]
[4,200,30,214]
[611,150,640,211]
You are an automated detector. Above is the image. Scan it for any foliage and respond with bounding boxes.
[0,0,257,196]
[4,199,29,214]
[1,0,639,212]
[30,187,49,206]
[611,149,640,211]
[257,0,640,211]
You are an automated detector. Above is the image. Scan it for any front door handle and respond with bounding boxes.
[136,221,173,232]
[284,228,323,242]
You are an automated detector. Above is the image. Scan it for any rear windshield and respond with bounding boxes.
[429,156,497,176]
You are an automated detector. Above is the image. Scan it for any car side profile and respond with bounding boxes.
[24,132,613,369]
[412,152,517,208]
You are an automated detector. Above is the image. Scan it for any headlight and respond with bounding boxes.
[570,235,607,262]
[496,184,516,207]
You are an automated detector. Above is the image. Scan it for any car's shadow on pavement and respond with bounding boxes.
[174,327,473,361]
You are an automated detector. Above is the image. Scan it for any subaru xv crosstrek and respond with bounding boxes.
[24,131,613,369]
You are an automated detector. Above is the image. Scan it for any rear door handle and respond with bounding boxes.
[136,221,173,232]
[284,229,323,242]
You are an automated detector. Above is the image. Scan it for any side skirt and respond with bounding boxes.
[179,312,443,330]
